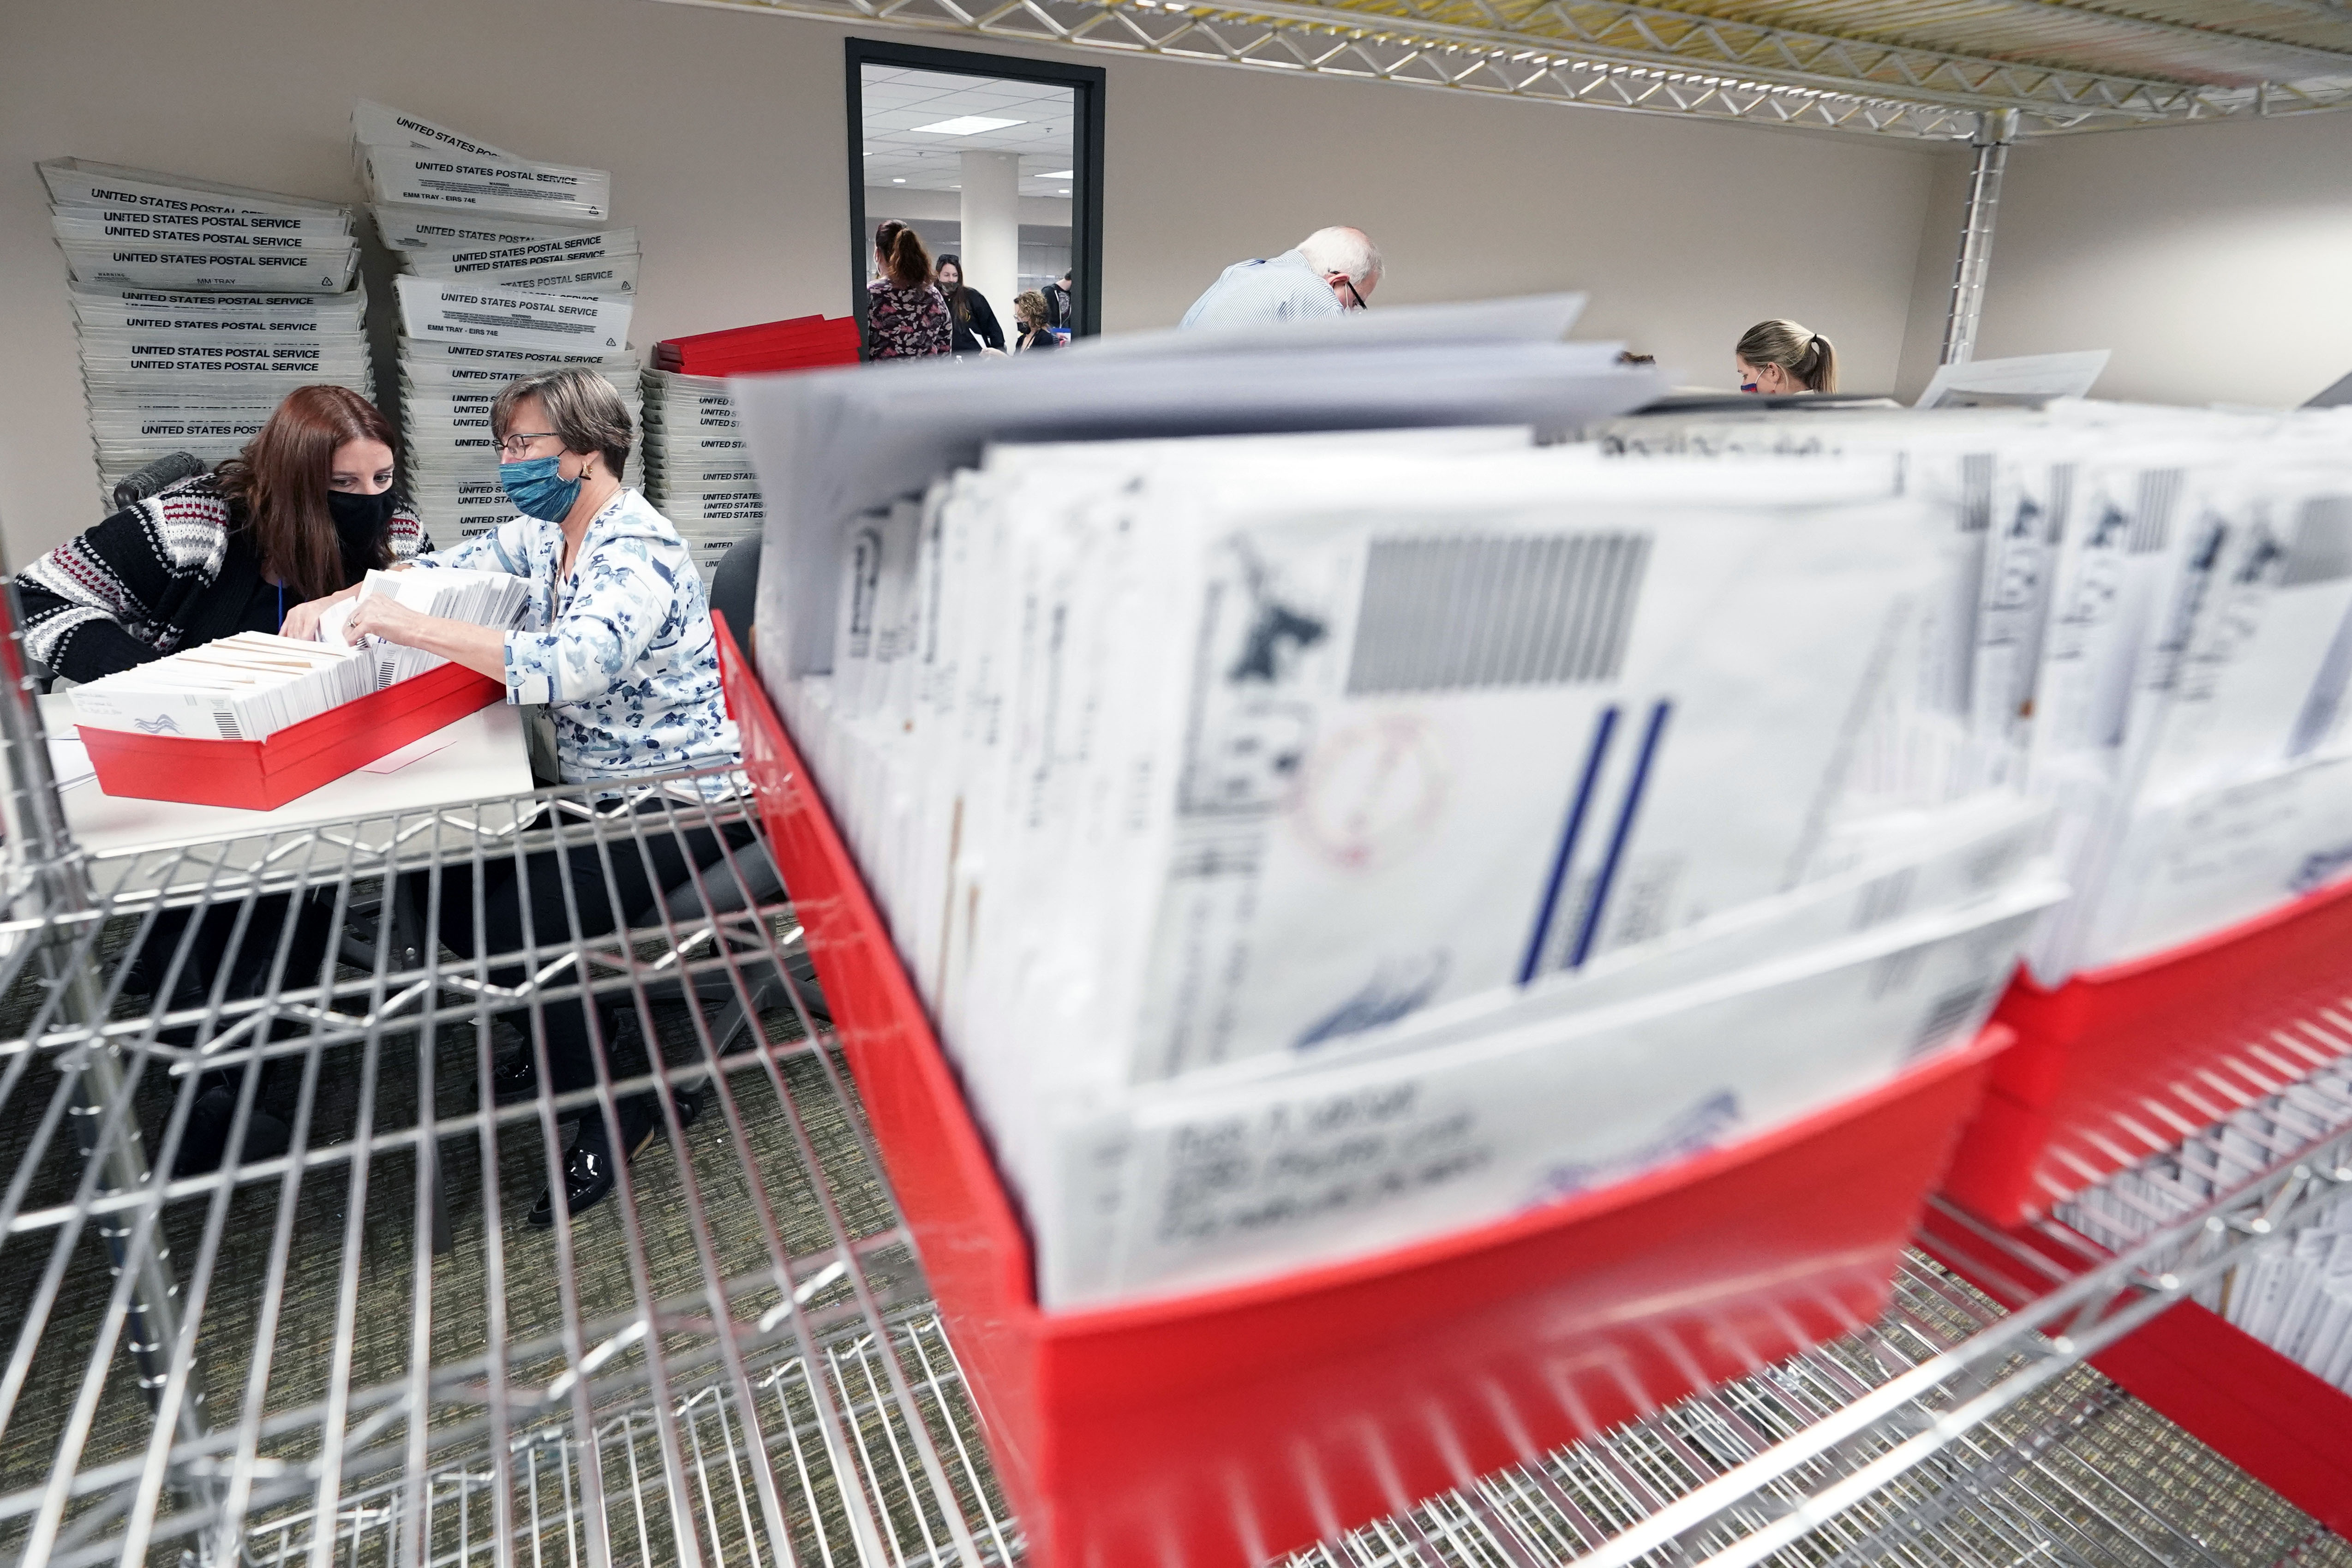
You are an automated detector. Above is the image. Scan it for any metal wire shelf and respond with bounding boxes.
[664,0,2352,139]
[5,694,2350,1566]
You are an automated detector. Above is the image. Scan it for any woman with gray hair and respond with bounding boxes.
[289,365,745,1226]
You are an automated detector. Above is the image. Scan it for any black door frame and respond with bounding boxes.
[844,36,1106,349]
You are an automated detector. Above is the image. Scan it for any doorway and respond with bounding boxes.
[844,39,1105,353]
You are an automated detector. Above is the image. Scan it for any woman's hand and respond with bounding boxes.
[344,592,432,649]
[282,582,364,643]
[342,591,511,683]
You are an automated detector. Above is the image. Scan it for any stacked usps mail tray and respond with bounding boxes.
[640,317,862,579]
[70,569,526,810]
[41,158,368,508]
[641,370,762,581]
[354,102,639,546]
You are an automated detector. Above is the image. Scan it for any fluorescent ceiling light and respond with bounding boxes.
[892,177,906,183]
[912,115,1025,135]
[1035,169,1075,180]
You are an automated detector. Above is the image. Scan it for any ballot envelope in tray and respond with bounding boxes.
[71,568,527,809]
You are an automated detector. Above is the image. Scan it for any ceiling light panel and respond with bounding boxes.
[910,114,1027,135]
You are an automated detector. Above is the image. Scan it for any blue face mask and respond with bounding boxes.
[499,455,581,522]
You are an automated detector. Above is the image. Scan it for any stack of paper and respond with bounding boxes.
[397,226,639,295]
[69,632,372,741]
[1596,397,2352,983]
[319,564,529,684]
[732,317,2062,1307]
[40,161,370,507]
[641,370,761,577]
[355,104,640,546]
[353,100,610,228]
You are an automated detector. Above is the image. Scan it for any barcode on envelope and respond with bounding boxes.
[1346,533,1651,695]
[1908,981,1992,1059]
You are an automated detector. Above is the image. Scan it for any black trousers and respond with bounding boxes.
[422,798,754,1144]
[129,891,339,1169]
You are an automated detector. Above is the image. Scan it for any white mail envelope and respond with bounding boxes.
[1120,460,1943,1087]
[2081,748,2352,970]
[1040,876,2062,1306]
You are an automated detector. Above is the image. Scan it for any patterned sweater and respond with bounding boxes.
[15,475,429,682]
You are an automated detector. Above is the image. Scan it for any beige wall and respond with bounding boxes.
[864,187,1072,228]
[0,0,1946,563]
[1897,113,2352,408]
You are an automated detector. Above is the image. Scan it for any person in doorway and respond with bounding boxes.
[1735,320,1838,395]
[289,366,746,1227]
[865,220,951,361]
[14,384,428,1175]
[1044,269,1075,338]
[935,254,1006,357]
[1011,290,1059,353]
[1179,227,1382,329]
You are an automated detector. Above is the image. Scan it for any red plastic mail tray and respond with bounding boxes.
[654,314,861,375]
[1940,878,2352,1227]
[713,615,2015,1568]
[1919,1204,2352,1534]
[78,660,503,811]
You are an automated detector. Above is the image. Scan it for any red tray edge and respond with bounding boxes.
[2011,871,2352,1000]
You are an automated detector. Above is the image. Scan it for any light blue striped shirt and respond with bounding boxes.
[1179,249,1346,330]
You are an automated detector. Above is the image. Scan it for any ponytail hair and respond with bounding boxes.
[1735,319,1838,394]
[874,220,934,289]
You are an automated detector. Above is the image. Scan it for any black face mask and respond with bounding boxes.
[326,488,397,563]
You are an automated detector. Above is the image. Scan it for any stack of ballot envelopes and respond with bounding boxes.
[734,303,2068,1307]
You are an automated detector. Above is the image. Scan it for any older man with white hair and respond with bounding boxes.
[1179,226,1383,329]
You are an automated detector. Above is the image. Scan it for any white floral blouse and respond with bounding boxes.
[420,488,739,790]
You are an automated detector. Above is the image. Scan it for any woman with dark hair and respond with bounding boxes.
[13,384,430,1175]
[865,220,951,361]
[18,383,425,676]
[934,253,1005,358]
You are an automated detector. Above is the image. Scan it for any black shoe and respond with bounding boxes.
[489,1051,539,1104]
[527,1095,700,1227]
[171,1087,293,1178]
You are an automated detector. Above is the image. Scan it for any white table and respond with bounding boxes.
[42,693,535,894]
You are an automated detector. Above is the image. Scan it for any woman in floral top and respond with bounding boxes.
[291,367,749,1227]
[865,220,951,360]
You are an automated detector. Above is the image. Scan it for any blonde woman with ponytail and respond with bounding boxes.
[1735,319,1838,395]
[866,220,952,361]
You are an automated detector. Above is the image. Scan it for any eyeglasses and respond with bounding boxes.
[1338,275,1368,311]
[496,431,560,458]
